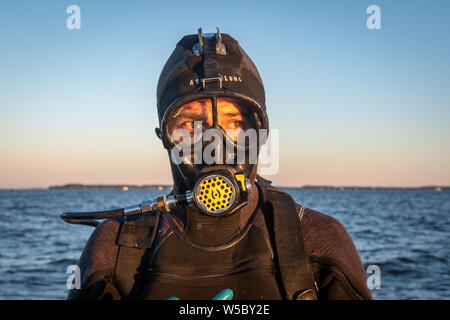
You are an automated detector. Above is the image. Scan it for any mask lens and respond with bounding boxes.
[163,96,268,148]
[216,97,266,144]
[167,99,213,146]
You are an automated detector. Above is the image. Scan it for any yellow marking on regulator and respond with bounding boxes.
[234,174,246,191]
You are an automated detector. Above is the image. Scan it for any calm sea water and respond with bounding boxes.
[0,187,449,300]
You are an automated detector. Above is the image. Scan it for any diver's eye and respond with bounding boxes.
[180,121,195,131]
[226,120,245,130]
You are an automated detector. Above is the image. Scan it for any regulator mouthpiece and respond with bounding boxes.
[194,174,236,215]
[193,172,251,217]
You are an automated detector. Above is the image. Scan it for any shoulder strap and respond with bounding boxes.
[256,178,318,300]
[113,212,161,299]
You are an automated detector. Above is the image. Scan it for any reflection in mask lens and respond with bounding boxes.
[168,99,213,145]
[216,97,252,142]
[167,97,266,146]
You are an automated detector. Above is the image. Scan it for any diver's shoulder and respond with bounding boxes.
[90,218,121,244]
[296,204,354,257]
[297,205,347,237]
[75,218,122,286]
[82,218,121,261]
[296,204,372,299]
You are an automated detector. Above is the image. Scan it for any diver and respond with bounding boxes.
[66,28,372,300]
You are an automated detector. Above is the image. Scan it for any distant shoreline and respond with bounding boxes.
[40,183,450,191]
[1,184,448,191]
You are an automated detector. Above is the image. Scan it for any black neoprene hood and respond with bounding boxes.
[156,32,266,123]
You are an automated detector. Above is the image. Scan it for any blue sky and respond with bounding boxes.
[0,0,449,188]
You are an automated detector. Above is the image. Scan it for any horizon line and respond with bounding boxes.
[1,183,449,190]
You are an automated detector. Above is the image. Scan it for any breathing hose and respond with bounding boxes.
[60,192,193,227]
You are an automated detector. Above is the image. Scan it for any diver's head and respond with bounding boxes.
[155,28,268,216]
